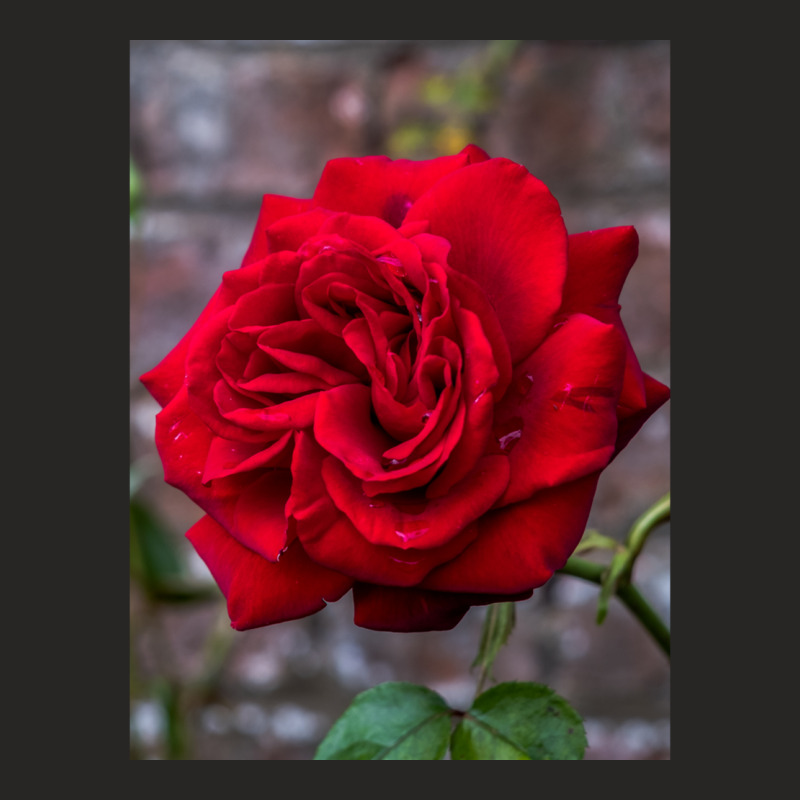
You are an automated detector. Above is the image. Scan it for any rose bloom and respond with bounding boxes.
[141,145,669,632]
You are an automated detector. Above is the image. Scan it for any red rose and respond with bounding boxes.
[141,145,669,633]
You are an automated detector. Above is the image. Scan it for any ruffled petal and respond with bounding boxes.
[321,453,509,550]
[405,158,568,363]
[614,372,671,456]
[561,226,670,455]
[421,472,600,595]
[493,313,626,507]
[288,432,476,586]
[241,194,313,267]
[187,515,352,630]
[140,287,226,409]
[312,144,490,227]
[155,386,294,561]
[562,227,639,316]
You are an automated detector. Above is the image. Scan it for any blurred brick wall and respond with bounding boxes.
[130,40,670,760]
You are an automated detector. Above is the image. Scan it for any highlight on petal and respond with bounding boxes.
[187,515,352,630]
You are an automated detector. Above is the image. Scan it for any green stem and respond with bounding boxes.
[558,556,670,658]
[624,493,670,577]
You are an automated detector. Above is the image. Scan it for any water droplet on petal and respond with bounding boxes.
[498,429,522,451]
[515,373,534,396]
[382,456,408,471]
[389,556,422,566]
[421,412,431,424]
[395,520,430,542]
[494,416,524,452]
[367,500,385,509]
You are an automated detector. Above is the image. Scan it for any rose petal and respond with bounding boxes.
[140,286,226,409]
[312,144,490,227]
[156,386,291,559]
[421,472,600,595]
[241,194,313,267]
[352,584,532,632]
[229,469,294,561]
[288,432,476,585]
[561,226,670,453]
[492,313,626,507]
[424,303,499,496]
[187,515,352,630]
[321,453,510,550]
[264,207,331,254]
[614,372,671,456]
[405,158,568,363]
[203,431,293,482]
[313,384,395,477]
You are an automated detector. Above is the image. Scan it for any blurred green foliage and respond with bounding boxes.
[130,156,142,223]
[388,40,522,159]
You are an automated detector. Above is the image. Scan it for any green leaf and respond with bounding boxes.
[451,682,586,760]
[314,682,453,760]
[472,602,515,693]
[130,499,185,589]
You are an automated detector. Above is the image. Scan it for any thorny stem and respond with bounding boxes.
[558,556,671,657]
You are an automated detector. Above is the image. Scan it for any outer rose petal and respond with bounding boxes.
[405,158,568,364]
[421,472,601,595]
[311,144,490,227]
[140,286,226,409]
[561,226,670,454]
[352,584,533,633]
[562,226,640,316]
[187,515,352,630]
[140,259,267,411]
[614,372,671,455]
[155,386,289,561]
[241,194,312,267]
[492,312,626,507]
